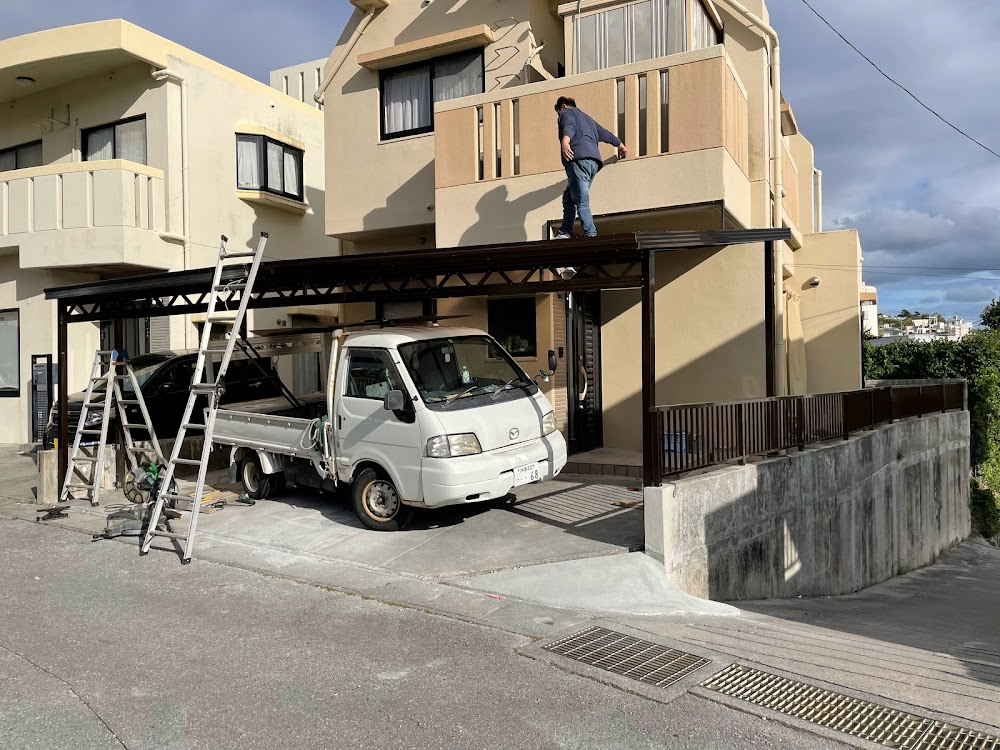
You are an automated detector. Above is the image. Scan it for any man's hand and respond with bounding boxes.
[561,136,574,161]
[618,144,629,160]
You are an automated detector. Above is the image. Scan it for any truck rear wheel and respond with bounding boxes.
[241,455,276,500]
[352,468,413,531]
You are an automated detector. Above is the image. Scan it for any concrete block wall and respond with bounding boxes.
[644,411,971,601]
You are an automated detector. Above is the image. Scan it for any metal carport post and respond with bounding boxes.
[48,229,790,493]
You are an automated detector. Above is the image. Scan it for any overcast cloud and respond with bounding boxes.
[2,0,997,322]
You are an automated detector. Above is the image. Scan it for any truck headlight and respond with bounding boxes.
[542,411,557,436]
[426,433,482,458]
[85,411,103,427]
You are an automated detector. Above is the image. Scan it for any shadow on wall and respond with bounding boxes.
[360,162,437,237]
[457,181,566,247]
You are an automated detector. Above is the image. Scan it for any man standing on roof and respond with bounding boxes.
[553,96,628,239]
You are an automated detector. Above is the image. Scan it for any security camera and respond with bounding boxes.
[807,276,822,287]
[558,267,577,281]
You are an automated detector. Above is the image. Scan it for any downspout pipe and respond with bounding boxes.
[314,8,376,105]
[719,0,785,394]
[151,68,192,348]
[813,167,823,232]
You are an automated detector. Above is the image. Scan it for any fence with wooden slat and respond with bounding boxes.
[656,381,967,478]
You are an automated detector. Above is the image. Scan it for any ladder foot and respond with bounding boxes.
[139,548,149,556]
[181,557,192,565]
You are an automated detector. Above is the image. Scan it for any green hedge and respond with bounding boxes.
[864,331,1000,538]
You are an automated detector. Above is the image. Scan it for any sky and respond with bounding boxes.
[2,0,998,323]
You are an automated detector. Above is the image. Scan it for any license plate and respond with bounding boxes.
[513,462,542,487]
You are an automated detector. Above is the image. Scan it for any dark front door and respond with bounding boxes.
[566,291,602,453]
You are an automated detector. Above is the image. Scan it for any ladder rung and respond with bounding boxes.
[189,384,219,393]
[205,315,236,324]
[72,457,99,463]
[172,458,203,466]
[126,446,152,453]
[162,493,196,504]
[222,251,258,259]
[79,430,103,436]
[148,530,188,541]
[119,400,141,406]
[121,423,148,430]
[65,483,95,490]
[181,423,205,431]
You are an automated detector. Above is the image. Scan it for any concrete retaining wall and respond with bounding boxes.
[644,411,971,601]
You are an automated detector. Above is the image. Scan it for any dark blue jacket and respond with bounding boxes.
[558,107,621,166]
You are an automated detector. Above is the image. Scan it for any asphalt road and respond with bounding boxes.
[0,518,850,750]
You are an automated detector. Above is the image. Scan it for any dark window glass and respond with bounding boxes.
[346,350,401,400]
[0,309,19,397]
[488,298,537,357]
[83,116,147,164]
[235,134,304,201]
[0,141,42,171]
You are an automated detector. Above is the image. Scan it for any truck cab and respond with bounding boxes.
[223,326,568,530]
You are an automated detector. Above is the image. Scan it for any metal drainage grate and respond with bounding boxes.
[701,664,999,750]
[542,626,711,688]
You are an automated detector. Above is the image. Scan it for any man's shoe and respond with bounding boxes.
[554,231,573,240]
[584,233,598,238]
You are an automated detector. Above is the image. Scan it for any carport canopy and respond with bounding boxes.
[45,229,790,488]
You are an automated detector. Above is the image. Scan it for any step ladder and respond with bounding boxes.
[59,350,165,507]
[140,233,268,564]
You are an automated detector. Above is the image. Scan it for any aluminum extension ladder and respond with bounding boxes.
[140,232,267,564]
[60,350,164,506]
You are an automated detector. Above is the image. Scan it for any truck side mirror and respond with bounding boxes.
[383,390,406,412]
[547,350,558,373]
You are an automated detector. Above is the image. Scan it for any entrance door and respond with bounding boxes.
[566,291,603,453]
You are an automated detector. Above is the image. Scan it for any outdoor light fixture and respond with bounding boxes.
[558,267,577,281]
[15,76,36,88]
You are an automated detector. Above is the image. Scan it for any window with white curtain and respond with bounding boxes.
[0,310,19,397]
[235,134,304,201]
[0,140,43,172]
[576,0,687,74]
[380,49,484,140]
[83,116,147,164]
[693,0,721,49]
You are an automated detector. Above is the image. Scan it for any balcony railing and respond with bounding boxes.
[435,47,749,190]
[0,159,165,240]
[654,381,967,478]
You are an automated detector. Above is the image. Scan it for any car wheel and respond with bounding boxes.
[351,467,414,531]
[241,455,275,500]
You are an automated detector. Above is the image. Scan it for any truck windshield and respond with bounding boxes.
[398,336,532,405]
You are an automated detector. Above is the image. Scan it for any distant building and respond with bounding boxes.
[860,283,878,337]
[870,314,973,346]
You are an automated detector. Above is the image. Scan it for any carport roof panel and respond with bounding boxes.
[45,229,790,308]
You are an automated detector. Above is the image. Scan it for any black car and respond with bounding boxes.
[44,351,284,448]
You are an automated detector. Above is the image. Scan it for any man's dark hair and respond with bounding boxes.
[554,96,576,112]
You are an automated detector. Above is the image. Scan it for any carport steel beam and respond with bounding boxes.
[47,229,790,490]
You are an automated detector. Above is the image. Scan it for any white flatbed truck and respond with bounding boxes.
[214,325,567,530]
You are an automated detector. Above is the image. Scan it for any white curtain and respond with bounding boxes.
[666,0,686,55]
[86,126,114,161]
[266,141,283,192]
[236,136,261,189]
[0,151,14,172]
[383,67,431,135]
[0,312,18,393]
[433,52,483,103]
[116,119,146,164]
[283,150,300,197]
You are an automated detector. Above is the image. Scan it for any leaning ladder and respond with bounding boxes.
[140,232,268,564]
[60,350,164,506]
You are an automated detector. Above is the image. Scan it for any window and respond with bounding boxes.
[576,0,686,74]
[693,0,721,50]
[83,115,147,164]
[100,318,150,357]
[0,141,42,172]
[380,49,485,140]
[488,298,537,358]
[236,134,304,201]
[346,350,402,400]
[0,310,19,397]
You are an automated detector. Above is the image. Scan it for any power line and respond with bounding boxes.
[796,0,1000,161]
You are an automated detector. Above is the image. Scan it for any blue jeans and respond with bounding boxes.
[560,159,601,236]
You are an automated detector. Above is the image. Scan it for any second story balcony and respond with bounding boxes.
[0,160,180,273]
[433,46,752,247]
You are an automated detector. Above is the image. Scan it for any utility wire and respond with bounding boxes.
[796,0,1000,161]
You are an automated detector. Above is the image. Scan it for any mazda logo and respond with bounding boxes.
[509,428,519,441]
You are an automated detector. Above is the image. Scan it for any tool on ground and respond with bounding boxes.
[59,349,164,507]
[140,233,268,564]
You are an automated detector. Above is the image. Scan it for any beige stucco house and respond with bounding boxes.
[0,20,338,445]
[319,0,864,454]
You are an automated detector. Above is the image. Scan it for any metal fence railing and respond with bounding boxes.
[655,381,967,478]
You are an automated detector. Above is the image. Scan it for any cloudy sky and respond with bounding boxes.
[3,0,998,322]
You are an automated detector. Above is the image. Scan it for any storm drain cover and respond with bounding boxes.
[542,626,711,688]
[701,664,999,750]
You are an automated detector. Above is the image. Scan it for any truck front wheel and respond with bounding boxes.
[241,455,276,500]
[352,468,414,531]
